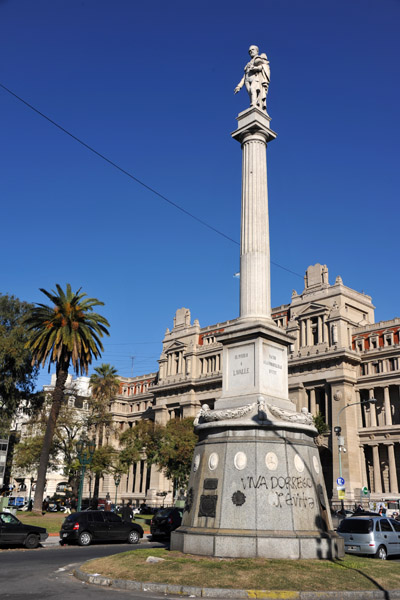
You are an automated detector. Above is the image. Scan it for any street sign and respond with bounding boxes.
[338,489,346,500]
[362,486,369,495]
[337,477,345,486]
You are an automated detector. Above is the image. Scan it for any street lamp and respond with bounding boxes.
[76,437,96,512]
[334,398,377,507]
[114,473,121,507]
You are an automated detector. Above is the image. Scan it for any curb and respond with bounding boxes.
[73,568,400,599]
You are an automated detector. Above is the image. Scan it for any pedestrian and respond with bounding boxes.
[121,501,134,523]
[27,499,33,511]
[64,498,71,515]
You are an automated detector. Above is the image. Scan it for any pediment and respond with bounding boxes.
[164,340,186,353]
[297,302,329,317]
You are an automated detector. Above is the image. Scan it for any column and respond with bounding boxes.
[134,462,141,494]
[372,445,382,493]
[167,354,171,376]
[301,321,306,347]
[318,316,323,343]
[309,388,316,415]
[178,352,183,374]
[360,445,369,489]
[356,390,363,429]
[232,110,276,320]
[388,443,398,494]
[384,386,392,426]
[369,388,377,427]
[306,319,312,346]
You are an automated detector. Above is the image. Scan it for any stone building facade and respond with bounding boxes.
[112,264,400,508]
[10,264,400,509]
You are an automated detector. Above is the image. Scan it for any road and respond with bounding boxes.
[0,539,171,600]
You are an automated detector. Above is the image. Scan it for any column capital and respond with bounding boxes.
[232,107,277,145]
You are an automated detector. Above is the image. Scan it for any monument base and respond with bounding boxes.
[172,528,343,560]
[170,421,344,560]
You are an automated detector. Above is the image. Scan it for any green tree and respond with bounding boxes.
[88,364,120,498]
[156,418,198,493]
[313,411,330,435]
[0,293,42,421]
[119,418,197,496]
[24,284,110,512]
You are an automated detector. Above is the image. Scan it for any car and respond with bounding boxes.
[337,515,400,559]
[0,511,48,549]
[150,507,183,540]
[59,510,144,546]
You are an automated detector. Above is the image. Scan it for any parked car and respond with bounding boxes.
[59,510,144,546]
[0,511,48,549]
[150,507,183,540]
[337,515,400,559]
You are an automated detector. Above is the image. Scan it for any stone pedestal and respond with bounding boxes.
[171,104,343,559]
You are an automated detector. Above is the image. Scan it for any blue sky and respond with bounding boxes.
[1,0,399,389]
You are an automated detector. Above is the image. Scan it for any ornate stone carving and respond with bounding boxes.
[184,487,194,513]
[194,402,254,425]
[234,45,270,112]
[333,390,342,402]
[268,405,314,425]
[198,495,218,518]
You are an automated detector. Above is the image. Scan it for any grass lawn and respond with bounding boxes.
[17,511,65,534]
[81,548,400,593]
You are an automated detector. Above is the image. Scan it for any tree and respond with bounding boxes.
[24,284,110,512]
[0,294,42,421]
[88,364,120,498]
[156,418,198,493]
[119,418,197,496]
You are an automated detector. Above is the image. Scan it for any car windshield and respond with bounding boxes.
[156,509,173,518]
[0,513,19,525]
[338,518,373,533]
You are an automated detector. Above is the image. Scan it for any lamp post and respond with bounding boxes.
[76,438,96,512]
[114,473,121,507]
[334,398,377,507]
[28,477,35,504]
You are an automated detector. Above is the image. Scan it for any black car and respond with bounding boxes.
[150,507,183,539]
[59,510,143,546]
[0,511,48,549]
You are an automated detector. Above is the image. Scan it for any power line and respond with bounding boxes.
[0,82,303,279]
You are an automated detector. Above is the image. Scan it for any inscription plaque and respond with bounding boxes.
[227,343,255,391]
[204,478,218,490]
[262,342,287,396]
[198,495,218,517]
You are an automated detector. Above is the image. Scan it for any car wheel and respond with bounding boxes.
[77,531,92,546]
[24,534,39,549]
[376,545,387,560]
[128,530,140,544]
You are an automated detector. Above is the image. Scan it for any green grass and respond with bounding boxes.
[17,511,65,534]
[81,548,400,593]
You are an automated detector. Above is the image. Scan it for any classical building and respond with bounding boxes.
[111,264,400,508]
[9,264,399,509]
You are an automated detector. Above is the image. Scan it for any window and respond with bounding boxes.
[370,337,378,349]
[104,512,121,523]
[390,519,400,532]
[379,519,393,532]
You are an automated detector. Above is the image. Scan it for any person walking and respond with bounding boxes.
[121,501,134,523]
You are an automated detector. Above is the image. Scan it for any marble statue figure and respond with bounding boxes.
[234,45,270,111]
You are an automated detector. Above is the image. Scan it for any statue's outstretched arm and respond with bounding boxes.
[234,76,245,94]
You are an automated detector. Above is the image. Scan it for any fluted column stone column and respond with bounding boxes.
[372,445,382,493]
[388,443,398,494]
[384,386,392,426]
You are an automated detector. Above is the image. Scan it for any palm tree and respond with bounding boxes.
[88,363,120,498]
[24,284,110,512]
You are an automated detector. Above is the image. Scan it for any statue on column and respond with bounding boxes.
[234,45,270,112]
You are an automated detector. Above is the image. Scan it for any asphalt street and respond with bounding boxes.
[0,539,170,600]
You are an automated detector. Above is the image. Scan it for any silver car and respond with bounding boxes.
[337,515,400,559]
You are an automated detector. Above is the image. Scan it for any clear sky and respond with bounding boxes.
[1,0,399,390]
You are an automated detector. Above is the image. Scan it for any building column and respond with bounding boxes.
[360,445,369,489]
[134,462,141,494]
[309,388,316,415]
[306,319,312,346]
[372,445,382,494]
[384,386,392,426]
[369,388,377,427]
[301,321,306,347]
[318,316,323,344]
[388,443,398,494]
[178,352,183,374]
